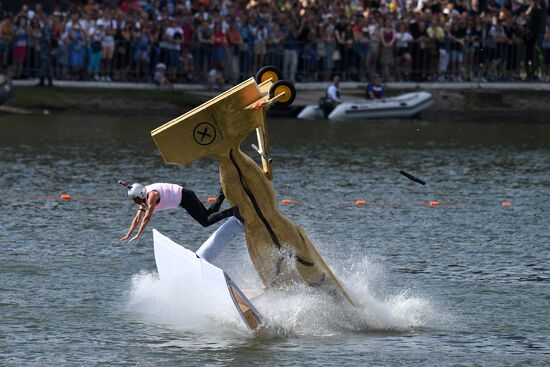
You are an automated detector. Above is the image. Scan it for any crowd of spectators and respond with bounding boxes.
[0,0,549,86]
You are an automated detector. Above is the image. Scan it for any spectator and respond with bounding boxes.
[450,17,467,81]
[133,25,151,80]
[334,18,348,76]
[196,19,213,77]
[323,16,337,81]
[13,16,29,78]
[28,17,42,77]
[379,17,396,81]
[212,23,227,73]
[208,63,224,91]
[353,17,371,81]
[488,19,507,80]
[180,45,193,81]
[253,23,267,73]
[463,17,478,81]
[157,17,170,69]
[267,22,285,73]
[368,16,381,81]
[37,16,55,87]
[282,18,299,81]
[302,19,319,80]
[88,23,104,81]
[413,20,430,80]
[340,19,356,79]
[543,19,550,81]
[69,23,87,79]
[505,19,521,80]
[395,21,413,80]
[0,1,547,84]
[98,8,117,81]
[227,21,243,83]
[166,18,183,81]
[33,3,46,22]
[428,17,444,80]
[153,62,169,85]
[438,22,453,80]
[53,12,68,79]
[84,0,99,15]
[0,16,13,71]
[115,22,133,80]
[239,17,253,79]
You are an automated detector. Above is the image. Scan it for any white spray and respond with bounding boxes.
[126,247,445,337]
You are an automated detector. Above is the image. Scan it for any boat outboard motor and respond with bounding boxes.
[320,79,341,118]
[318,96,329,117]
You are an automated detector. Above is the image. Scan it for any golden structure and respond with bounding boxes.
[151,67,354,306]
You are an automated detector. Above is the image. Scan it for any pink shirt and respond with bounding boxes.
[145,183,182,211]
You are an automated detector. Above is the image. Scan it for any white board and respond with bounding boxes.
[152,229,263,333]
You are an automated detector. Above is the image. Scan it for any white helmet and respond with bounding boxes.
[127,183,146,201]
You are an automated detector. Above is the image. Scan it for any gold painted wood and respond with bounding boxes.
[151,78,263,165]
[151,78,355,307]
[224,274,264,332]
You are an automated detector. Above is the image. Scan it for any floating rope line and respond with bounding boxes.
[0,194,512,207]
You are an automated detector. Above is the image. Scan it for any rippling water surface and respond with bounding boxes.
[1,113,549,365]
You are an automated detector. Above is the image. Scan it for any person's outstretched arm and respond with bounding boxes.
[129,194,157,243]
[120,206,144,241]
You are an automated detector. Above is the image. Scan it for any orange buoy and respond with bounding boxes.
[281,199,293,204]
[502,201,512,207]
[355,200,367,205]
[428,201,440,207]
[60,194,72,200]
[207,197,217,202]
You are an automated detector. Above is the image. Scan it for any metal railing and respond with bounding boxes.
[1,39,548,83]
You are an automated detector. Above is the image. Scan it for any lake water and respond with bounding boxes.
[1,113,549,366]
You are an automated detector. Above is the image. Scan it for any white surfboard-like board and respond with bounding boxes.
[152,229,264,333]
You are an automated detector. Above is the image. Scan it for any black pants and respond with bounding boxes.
[179,188,235,227]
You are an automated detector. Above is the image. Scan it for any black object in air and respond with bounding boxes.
[118,180,130,188]
[400,170,426,185]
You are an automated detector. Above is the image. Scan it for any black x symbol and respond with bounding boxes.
[197,127,211,141]
[193,122,216,145]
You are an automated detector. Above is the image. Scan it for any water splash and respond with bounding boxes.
[126,271,249,336]
[126,255,446,337]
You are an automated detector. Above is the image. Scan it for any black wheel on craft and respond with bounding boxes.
[269,80,296,106]
[255,66,282,84]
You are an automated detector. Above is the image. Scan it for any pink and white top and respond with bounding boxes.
[145,183,183,211]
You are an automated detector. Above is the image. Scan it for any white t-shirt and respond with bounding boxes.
[65,19,88,33]
[327,84,341,103]
[145,183,183,211]
[88,27,104,43]
[396,31,413,48]
[166,26,184,50]
[97,18,117,30]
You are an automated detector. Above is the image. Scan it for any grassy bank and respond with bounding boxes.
[6,85,550,119]
[8,86,204,115]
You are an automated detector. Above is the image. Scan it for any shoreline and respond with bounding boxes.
[4,80,550,119]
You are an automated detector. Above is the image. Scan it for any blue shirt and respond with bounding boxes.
[367,83,384,99]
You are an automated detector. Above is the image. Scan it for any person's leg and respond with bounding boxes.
[206,187,225,215]
[283,49,290,79]
[196,217,244,262]
[91,51,101,78]
[290,49,298,81]
[180,188,237,227]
